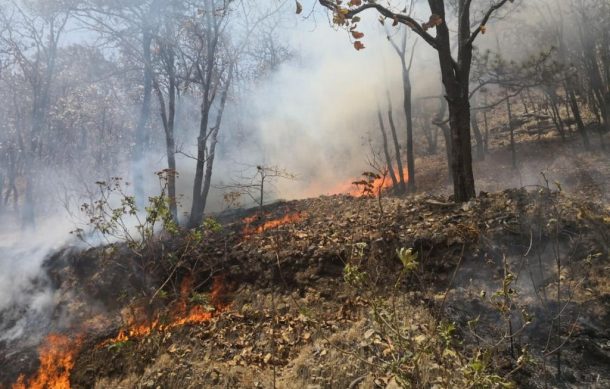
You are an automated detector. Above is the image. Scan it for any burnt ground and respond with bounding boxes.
[1,131,609,389]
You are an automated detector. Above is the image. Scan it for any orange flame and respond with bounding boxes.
[11,334,82,389]
[330,167,409,197]
[307,167,410,198]
[101,275,227,346]
[10,278,227,388]
[242,211,307,235]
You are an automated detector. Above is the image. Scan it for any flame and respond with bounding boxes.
[307,166,410,198]
[242,211,307,235]
[10,278,227,388]
[11,334,82,389]
[101,275,227,346]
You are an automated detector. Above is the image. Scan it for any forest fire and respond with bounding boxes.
[242,211,307,235]
[9,276,227,389]
[328,167,409,197]
[11,334,82,389]
[103,275,227,346]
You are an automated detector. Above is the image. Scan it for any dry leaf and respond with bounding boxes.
[351,31,365,39]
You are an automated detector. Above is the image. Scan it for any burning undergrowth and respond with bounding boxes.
[1,189,608,388]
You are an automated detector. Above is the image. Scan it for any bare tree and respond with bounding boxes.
[0,1,69,227]
[386,93,407,193]
[386,10,416,193]
[376,105,399,190]
[219,164,295,214]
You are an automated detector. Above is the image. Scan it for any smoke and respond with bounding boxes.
[0,218,77,345]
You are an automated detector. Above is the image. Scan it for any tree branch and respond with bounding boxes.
[318,0,438,49]
[465,0,512,47]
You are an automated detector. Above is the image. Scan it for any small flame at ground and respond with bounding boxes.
[305,167,410,198]
[242,211,307,235]
[330,167,409,197]
[102,275,227,346]
[11,334,82,389]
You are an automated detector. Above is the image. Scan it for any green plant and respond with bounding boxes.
[203,218,222,233]
[397,247,419,272]
[343,263,367,287]
[73,172,179,255]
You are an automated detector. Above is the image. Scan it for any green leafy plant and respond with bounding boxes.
[73,172,179,255]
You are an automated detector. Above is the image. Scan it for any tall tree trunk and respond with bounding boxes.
[154,56,178,221]
[386,97,406,193]
[401,60,416,193]
[431,0,476,202]
[470,92,484,160]
[134,30,154,207]
[377,108,399,190]
[447,99,476,201]
[435,97,453,183]
[566,83,590,149]
[546,90,566,141]
[189,99,211,228]
[506,95,517,169]
[483,109,490,154]
[189,0,218,228]
[198,69,233,220]
[471,111,485,161]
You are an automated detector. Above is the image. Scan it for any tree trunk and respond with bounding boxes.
[401,62,416,193]
[154,66,178,221]
[506,95,517,169]
[566,84,590,149]
[432,0,476,202]
[386,98,406,193]
[189,0,218,228]
[448,99,476,201]
[471,111,485,161]
[377,108,399,190]
[483,109,490,154]
[469,93,484,160]
[188,100,211,228]
[198,72,232,221]
[546,91,566,140]
[435,97,453,183]
[134,30,154,207]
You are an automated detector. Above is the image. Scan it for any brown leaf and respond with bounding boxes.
[353,41,366,51]
[351,31,365,39]
[295,1,303,15]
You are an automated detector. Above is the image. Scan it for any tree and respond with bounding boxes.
[0,1,70,227]
[385,93,407,193]
[376,105,399,190]
[219,164,296,215]
[386,19,416,193]
[317,0,516,202]
[76,0,165,205]
[184,0,289,228]
[151,0,184,221]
